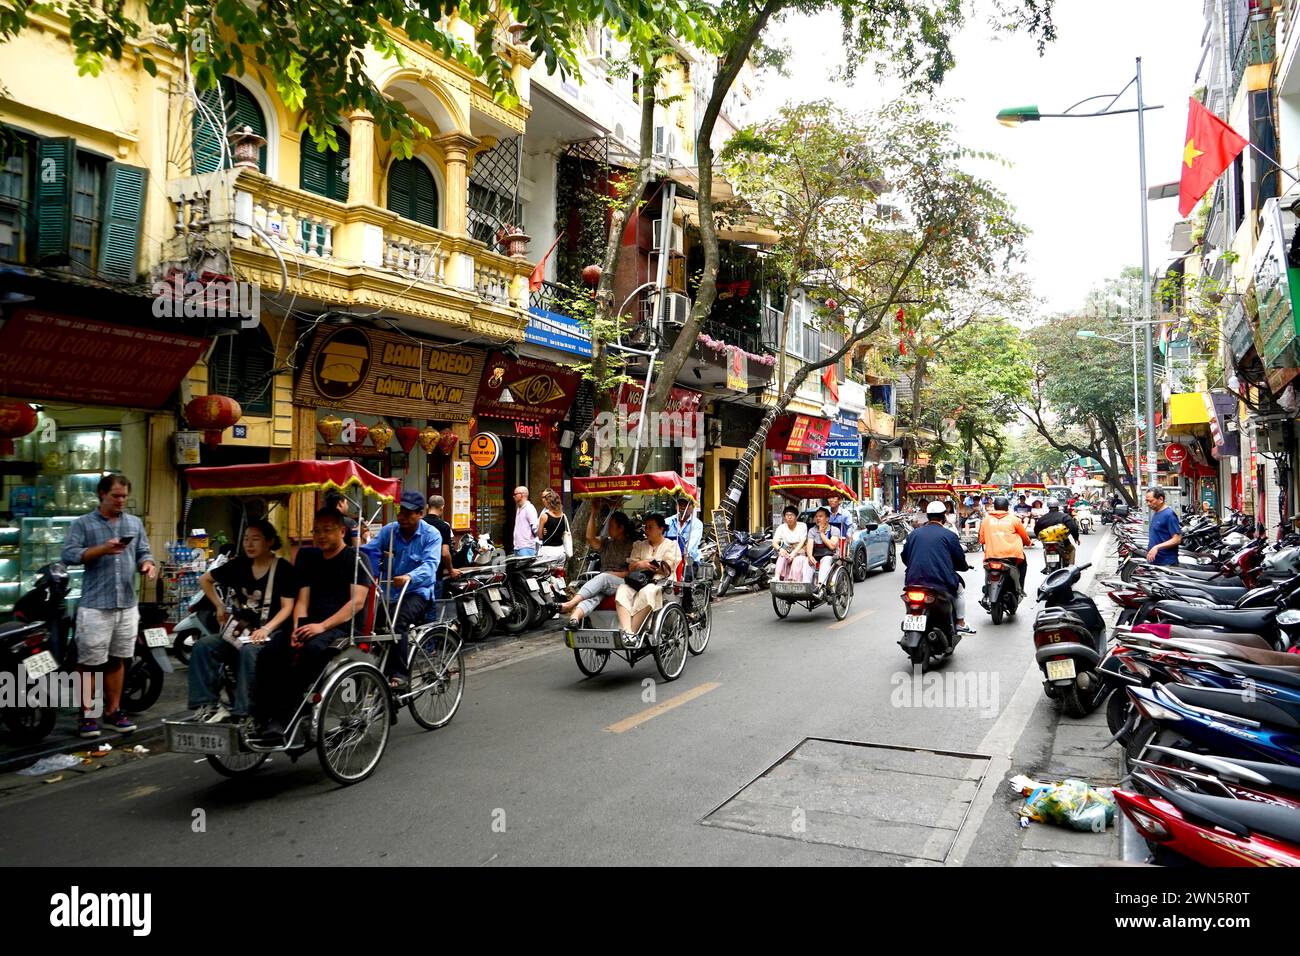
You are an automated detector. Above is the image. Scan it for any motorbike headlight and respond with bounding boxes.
[1277,609,1300,626]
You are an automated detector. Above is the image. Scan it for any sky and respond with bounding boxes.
[760,0,1207,315]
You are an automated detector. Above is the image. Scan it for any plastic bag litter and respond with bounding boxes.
[1010,774,1116,832]
[16,753,83,776]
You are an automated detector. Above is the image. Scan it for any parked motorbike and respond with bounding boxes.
[1031,563,1110,718]
[716,530,775,597]
[979,556,1023,624]
[0,563,70,742]
[499,554,566,632]
[170,587,220,665]
[899,585,961,669]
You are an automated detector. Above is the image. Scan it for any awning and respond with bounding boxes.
[674,197,780,245]
[907,482,956,498]
[770,473,858,502]
[572,471,698,504]
[187,459,400,501]
[765,413,831,455]
[1168,392,1211,427]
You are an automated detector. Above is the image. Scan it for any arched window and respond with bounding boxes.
[386,158,439,228]
[192,77,268,174]
[208,324,274,417]
[300,127,351,202]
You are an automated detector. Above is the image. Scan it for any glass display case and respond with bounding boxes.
[18,516,81,607]
[0,525,18,614]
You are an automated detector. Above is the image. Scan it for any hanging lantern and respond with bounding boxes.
[581,264,602,287]
[350,423,369,449]
[316,415,344,446]
[417,424,440,454]
[0,401,37,456]
[396,426,420,454]
[438,429,458,455]
[185,395,242,446]
[369,421,394,450]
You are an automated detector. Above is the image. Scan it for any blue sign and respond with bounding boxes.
[232,425,248,439]
[818,438,862,461]
[829,416,859,442]
[526,308,593,357]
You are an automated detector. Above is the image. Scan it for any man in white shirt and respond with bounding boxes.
[512,486,539,557]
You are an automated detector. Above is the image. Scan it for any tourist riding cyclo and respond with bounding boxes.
[1014,482,1048,533]
[163,460,468,785]
[903,482,958,530]
[560,472,713,681]
[768,474,855,621]
[955,484,984,553]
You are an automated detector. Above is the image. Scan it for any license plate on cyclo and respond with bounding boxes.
[901,615,928,631]
[570,631,615,650]
[167,726,232,755]
[23,650,57,679]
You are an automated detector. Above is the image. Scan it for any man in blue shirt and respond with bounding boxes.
[902,500,974,633]
[1145,487,1182,566]
[665,497,703,580]
[826,492,856,540]
[362,489,441,685]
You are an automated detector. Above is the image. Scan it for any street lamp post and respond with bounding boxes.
[999,57,1164,496]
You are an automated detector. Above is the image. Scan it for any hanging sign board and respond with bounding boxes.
[469,432,502,469]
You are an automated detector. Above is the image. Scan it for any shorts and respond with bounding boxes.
[76,605,139,667]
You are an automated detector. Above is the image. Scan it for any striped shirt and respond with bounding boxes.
[61,510,153,609]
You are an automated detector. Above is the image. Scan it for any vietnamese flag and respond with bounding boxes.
[1178,97,1248,217]
[821,363,840,402]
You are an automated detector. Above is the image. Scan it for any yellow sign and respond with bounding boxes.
[469,432,502,469]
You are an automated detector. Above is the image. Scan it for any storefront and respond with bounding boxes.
[702,400,763,531]
[291,323,486,540]
[472,353,580,549]
[0,308,209,614]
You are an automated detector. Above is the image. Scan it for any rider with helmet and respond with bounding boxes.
[978,496,1033,598]
[1034,498,1080,567]
[902,501,975,634]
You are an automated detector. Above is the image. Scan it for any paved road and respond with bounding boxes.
[0,533,1105,866]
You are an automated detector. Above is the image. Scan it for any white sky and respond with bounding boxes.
[761,0,1207,314]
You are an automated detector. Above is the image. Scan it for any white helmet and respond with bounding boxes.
[926,501,948,516]
[1046,498,1061,510]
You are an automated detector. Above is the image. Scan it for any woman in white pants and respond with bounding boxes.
[802,508,841,586]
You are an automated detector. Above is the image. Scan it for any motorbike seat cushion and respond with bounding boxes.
[1168,584,1249,603]
[1206,755,1300,795]
[1166,626,1271,650]
[0,620,39,639]
[1179,640,1299,668]
[1161,784,1300,846]
[1221,660,1300,692]
[1165,683,1300,729]
[1154,602,1274,631]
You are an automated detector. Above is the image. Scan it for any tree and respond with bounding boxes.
[712,99,1028,520]
[0,0,717,150]
[645,0,1055,419]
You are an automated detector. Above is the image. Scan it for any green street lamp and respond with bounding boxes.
[998,59,1164,495]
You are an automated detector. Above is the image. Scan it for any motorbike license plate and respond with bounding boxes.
[23,650,57,679]
[568,630,616,650]
[901,614,928,631]
[526,578,541,592]
[1046,658,1077,681]
[167,725,232,755]
[144,627,171,648]
[487,588,504,602]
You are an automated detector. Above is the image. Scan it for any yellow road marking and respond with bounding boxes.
[829,607,875,630]
[605,682,721,734]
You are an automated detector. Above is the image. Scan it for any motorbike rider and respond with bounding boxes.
[902,501,974,633]
[1033,498,1080,567]
[978,496,1033,597]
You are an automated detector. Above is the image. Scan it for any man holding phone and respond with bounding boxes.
[61,474,157,738]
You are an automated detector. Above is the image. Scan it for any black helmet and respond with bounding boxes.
[993,496,1009,510]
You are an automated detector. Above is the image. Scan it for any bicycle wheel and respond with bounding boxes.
[206,751,270,777]
[407,628,465,731]
[772,590,791,618]
[830,566,853,621]
[687,591,712,655]
[316,664,390,785]
[652,604,688,681]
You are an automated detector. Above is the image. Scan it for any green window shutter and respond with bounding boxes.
[228,80,267,173]
[300,127,350,202]
[97,162,146,282]
[330,127,350,203]
[192,77,267,174]
[35,136,75,264]
[411,162,438,228]
[387,159,413,220]
[192,84,225,174]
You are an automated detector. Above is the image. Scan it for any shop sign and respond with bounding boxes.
[1253,199,1300,370]
[525,308,593,357]
[1164,444,1188,465]
[469,432,503,469]
[452,461,472,531]
[726,346,748,392]
[294,326,484,421]
[817,438,862,461]
[615,383,703,439]
[475,354,580,422]
[0,310,209,408]
[765,414,832,455]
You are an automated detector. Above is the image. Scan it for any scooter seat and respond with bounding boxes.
[1154,602,1274,632]
[1175,639,1297,669]
[1152,781,1300,846]
[1165,683,1300,730]
[1220,660,1300,692]
[1167,584,1250,604]
[1139,565,1233,582]
[1166,626,1271,650]
[1193,753,1300,796]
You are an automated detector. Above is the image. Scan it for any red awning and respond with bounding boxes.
[769,474,859,502]
[187,460,400,501]
[765,413,831,455]
[571,472,698,505]
[906,483,955,498]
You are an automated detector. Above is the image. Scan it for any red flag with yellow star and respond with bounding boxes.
[1179,97,1248,217]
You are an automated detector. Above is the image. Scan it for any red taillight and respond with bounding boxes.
[551,567,566,578]
[986,561,1003,570]
[358,642,371,653]
[905,590,927,603]
[23,631,46,648]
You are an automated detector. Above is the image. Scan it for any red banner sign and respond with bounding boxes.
[475,353,581,422]
[0,310,209,408]
[615,383,703,439]
[765,414,832,455]
[1164,443,1188,465]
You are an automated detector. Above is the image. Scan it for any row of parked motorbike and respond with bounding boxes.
[1037,510,1300,865]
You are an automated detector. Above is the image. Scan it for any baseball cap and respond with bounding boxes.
[926,501,947,515]
[400,490,426,512]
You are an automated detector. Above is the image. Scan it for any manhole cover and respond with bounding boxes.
[701,737,990,862]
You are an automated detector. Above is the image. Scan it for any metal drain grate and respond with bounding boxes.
[701,737,991,862]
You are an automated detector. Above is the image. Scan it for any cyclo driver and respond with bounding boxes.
[902,501,974,634]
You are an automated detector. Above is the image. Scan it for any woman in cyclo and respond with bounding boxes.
[773,505,809,582]
[615,512,681,639]
[802,508,841,587]
[555,506,634,626]
[187,519,297,726]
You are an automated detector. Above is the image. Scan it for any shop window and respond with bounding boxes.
[300,126,351,203]
[192,77,268,175]
[386,158,439,229]
[0,128,34,262]
[208,324,275,417]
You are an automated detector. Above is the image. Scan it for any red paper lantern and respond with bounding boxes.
[396,426,420,454]
[185,395,242,446]
[350,423,369,448]
[438,429,458,455]
[0,401,37,456]
[581,264,602,286]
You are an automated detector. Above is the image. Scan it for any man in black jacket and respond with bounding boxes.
[1034,499,1080,567]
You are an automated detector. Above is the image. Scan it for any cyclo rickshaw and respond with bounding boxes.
[162,460,468,785]
[954,484,983,553]
[563,472,713,681]
[1013,481,1048,532]
[767,474,855,621]
[904,482,957,526]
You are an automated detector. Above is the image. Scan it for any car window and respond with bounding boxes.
[861,504,880,525]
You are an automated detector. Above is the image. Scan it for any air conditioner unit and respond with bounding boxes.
[879,447,904,465]
[650,219,684,254]
[664,292,691,326]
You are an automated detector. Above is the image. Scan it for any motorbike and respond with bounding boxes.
[1041,540,1062,573]
[1031,563,1110,718]
[716,530,776,597]
[169,549,232,664]
[899,585,961,669]
[499,554,566,632]
[1075,504,1095,534]
[979,556,1023,624]
[0,563,70,742]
